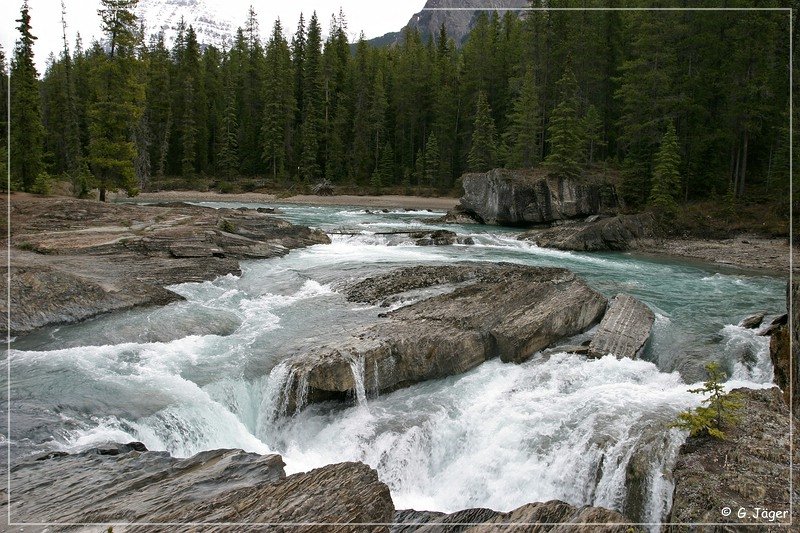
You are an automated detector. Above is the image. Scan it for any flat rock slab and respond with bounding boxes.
[2,197,329,336]
[5,444,393,531]
[282,264,607,413]
[588,294,655,359]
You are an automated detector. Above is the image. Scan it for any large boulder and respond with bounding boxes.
[523,213,656,252]
[666,388,799,531]
[459,169,617,226]
[588,294,655,359]
[281,264,607,413]
[5,444,394,531]
[393,501,638,532]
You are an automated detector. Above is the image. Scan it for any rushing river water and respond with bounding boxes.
[4,202,787,525]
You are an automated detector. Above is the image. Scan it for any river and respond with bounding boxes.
[4,202,786,525]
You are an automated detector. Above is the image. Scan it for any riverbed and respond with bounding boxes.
[5,202,786,524]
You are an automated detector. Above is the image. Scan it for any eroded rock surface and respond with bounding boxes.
[588,294,655,359]
[282,264,607,412]
[2,197,329,336]
[769,281,799,411]
[459,169,617,226]
[666,388,799,531]
[393,501,638,532]
[4,444,393,531]
[522,213,656,251]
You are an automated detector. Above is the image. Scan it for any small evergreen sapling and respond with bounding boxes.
[673,361,743,440]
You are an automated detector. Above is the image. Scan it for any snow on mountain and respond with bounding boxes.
[137,0,251,49]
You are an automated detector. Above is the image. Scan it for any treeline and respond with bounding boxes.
[6,0,794,211]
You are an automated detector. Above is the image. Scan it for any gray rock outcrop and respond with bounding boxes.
[739,312,766,329]
[523,213,656,251]
[4,444,394,531]
[666,388,799,531]
[588,294,655,359]
[393,501,638,532]
[458,169,617,226]
[2,198,330,336]
[282,264,607,412]
[770,281,799,411]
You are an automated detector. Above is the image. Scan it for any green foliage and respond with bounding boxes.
[31,171,51,195]
[503,67,541,169]
[673,362,743,440]
[467,91,498,172]
[218,218,236,232]
[87,0,144,200]
[10,1,45,191]
[649,122,682,218]
[21,4,791,204]
[544,63,584,179]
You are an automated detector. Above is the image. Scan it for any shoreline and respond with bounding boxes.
[133,191,460,211]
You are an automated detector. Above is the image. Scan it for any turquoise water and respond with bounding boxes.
[4,202,787,525]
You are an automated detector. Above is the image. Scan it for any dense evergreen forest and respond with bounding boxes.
[3,0,795,216]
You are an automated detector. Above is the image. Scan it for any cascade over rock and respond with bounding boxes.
[458,169,618,226]
[280,264,607,413]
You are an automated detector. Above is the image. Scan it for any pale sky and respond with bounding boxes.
[1,0,425,73]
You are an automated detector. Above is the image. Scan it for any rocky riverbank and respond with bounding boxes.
[2,196,329,336]
[666,388,799,531]
[1,442,638,532]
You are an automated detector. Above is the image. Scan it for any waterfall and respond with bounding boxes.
[348,353,369,407]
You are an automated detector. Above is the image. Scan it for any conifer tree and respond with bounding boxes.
[503,67,541,169]
[217,76,239,177]
[59,1,85,181]
[649,122,682,217]
[544,63,584,179]
[262,20,294,183]
[0,46,8,185]
[583,104,605,165]
[424,133,441,187]
[299,12,323,182]
[467,91,498,172]
[87,0,144,201]
[10,0,45,191]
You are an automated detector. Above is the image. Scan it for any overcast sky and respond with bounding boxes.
[1,0,424,73]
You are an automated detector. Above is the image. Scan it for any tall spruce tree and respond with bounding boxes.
[10,0,45,191]
[544,63,584,179]
[467,90,498,172]
[649,122,682,217]
[87,0,144,201]
[217,75,240,178]
[424,133,441,187]
[503,67,541,169]
[299,12,323,182]
[262,20,294,183]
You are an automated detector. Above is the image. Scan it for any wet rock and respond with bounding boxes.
[588,294,655,359]
[666,388,799,531]
[393,501,637,532]
[769,281,799,410]
[739,312,766,329]
[459,169,618,226]
[760,314,787,336]
[2,198,330,336]
[283,264,607,412]
[523,213,656,252]
[435,204,483,225]
[5,445,394,531]
[411,229,458,246]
